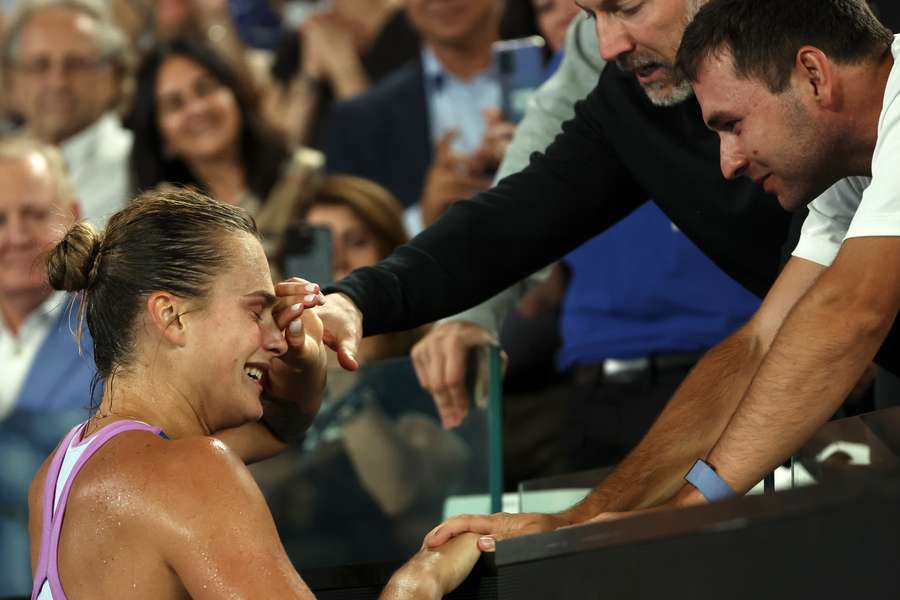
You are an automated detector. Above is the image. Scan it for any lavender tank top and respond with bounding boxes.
[31,420,166,600]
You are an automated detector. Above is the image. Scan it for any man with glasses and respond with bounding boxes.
[4,0,134,227]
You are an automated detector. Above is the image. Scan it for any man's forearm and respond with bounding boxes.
[561,324,765,521]
[707,285,896,494]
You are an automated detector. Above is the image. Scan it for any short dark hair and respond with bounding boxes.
[48,188,258,382]
[128,37,287,201]
[677,0,894,92]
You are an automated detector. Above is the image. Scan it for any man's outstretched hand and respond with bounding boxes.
[423,512,571,551]
[317,292,363,371]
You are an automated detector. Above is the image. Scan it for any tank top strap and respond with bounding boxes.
[31,419,165,600]
[30,422,85,600]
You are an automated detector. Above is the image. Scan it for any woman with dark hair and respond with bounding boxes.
[27,188,481,599]
[129,37,288,210]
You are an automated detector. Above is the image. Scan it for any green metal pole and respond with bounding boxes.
[488,346,504,513]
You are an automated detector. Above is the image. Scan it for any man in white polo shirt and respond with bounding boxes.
[641,0,900,504]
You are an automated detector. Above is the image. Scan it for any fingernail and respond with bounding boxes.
[289,320,303,335]
[304,294,316,303]
[305,284,318,293]
[291,303,302,312]
[429,525,442,538]
[479,536,496,551]
[317,293,326,304]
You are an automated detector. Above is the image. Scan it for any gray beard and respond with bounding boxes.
[641,0,704,107]
[643,77,695,107]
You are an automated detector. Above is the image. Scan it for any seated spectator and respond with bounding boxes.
[129,37,288,212]
[267,0,420,148]
[3,0,134,227]
[0,136,94,597]
[128,0,418,150]
[326,0,517,235]
[28,187,481,598]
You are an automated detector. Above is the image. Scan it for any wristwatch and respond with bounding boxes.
[684,459,737,503]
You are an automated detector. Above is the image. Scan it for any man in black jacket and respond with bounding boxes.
[317,0,900,544]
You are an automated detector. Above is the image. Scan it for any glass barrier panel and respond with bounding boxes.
[251,349,500,570]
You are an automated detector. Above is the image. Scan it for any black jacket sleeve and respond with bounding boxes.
[325,85,648,336]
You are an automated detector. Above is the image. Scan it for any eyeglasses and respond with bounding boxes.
[13,54,110,78]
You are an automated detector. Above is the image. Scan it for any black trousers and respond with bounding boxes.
[565,363,696,471]
[503,361,696,487]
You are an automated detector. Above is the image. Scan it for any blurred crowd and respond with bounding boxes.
[6,0,892,594]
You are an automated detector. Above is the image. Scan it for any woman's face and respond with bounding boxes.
[179,232,287,430]
[532,0,581,53]
[305,204,384,282]
[155,55,242,165]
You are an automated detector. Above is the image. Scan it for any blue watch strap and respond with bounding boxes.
[684,459,737,503]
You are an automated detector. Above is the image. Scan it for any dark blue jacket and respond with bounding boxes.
[325,59,432,209]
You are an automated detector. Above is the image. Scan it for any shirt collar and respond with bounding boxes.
[0,290,68,339]
[421,45,495,91]
[422,46,445,89]
[59,112,114,165]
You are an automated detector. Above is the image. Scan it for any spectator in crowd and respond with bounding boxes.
[0,136,93,597]
[129,37,288,212]
[267,0,420,148]
[3,0,134,227]
[326,0,517,235]
[119,0,418,150]
[410,11,589,432]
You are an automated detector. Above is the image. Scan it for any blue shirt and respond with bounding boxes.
[406,47,502,234]
[421,47,501,154]
[557,202,760,370]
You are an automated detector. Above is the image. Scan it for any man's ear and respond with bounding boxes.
[146,292,188,347]
[795,46,837,109]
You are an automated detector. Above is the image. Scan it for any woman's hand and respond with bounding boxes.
[381,533,484,599]
[272,279,326,369]
[265,278,328,411]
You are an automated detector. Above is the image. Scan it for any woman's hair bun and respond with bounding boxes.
[48,221,104,292]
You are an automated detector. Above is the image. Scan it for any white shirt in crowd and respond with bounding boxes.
[0,291,68,421]
[59,112,133,229]
[793,35,900,266]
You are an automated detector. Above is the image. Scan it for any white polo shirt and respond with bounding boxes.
[793,35,900,267]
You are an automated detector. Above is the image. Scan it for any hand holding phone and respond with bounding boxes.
[493,36,549,123]
[280,224,333,287]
